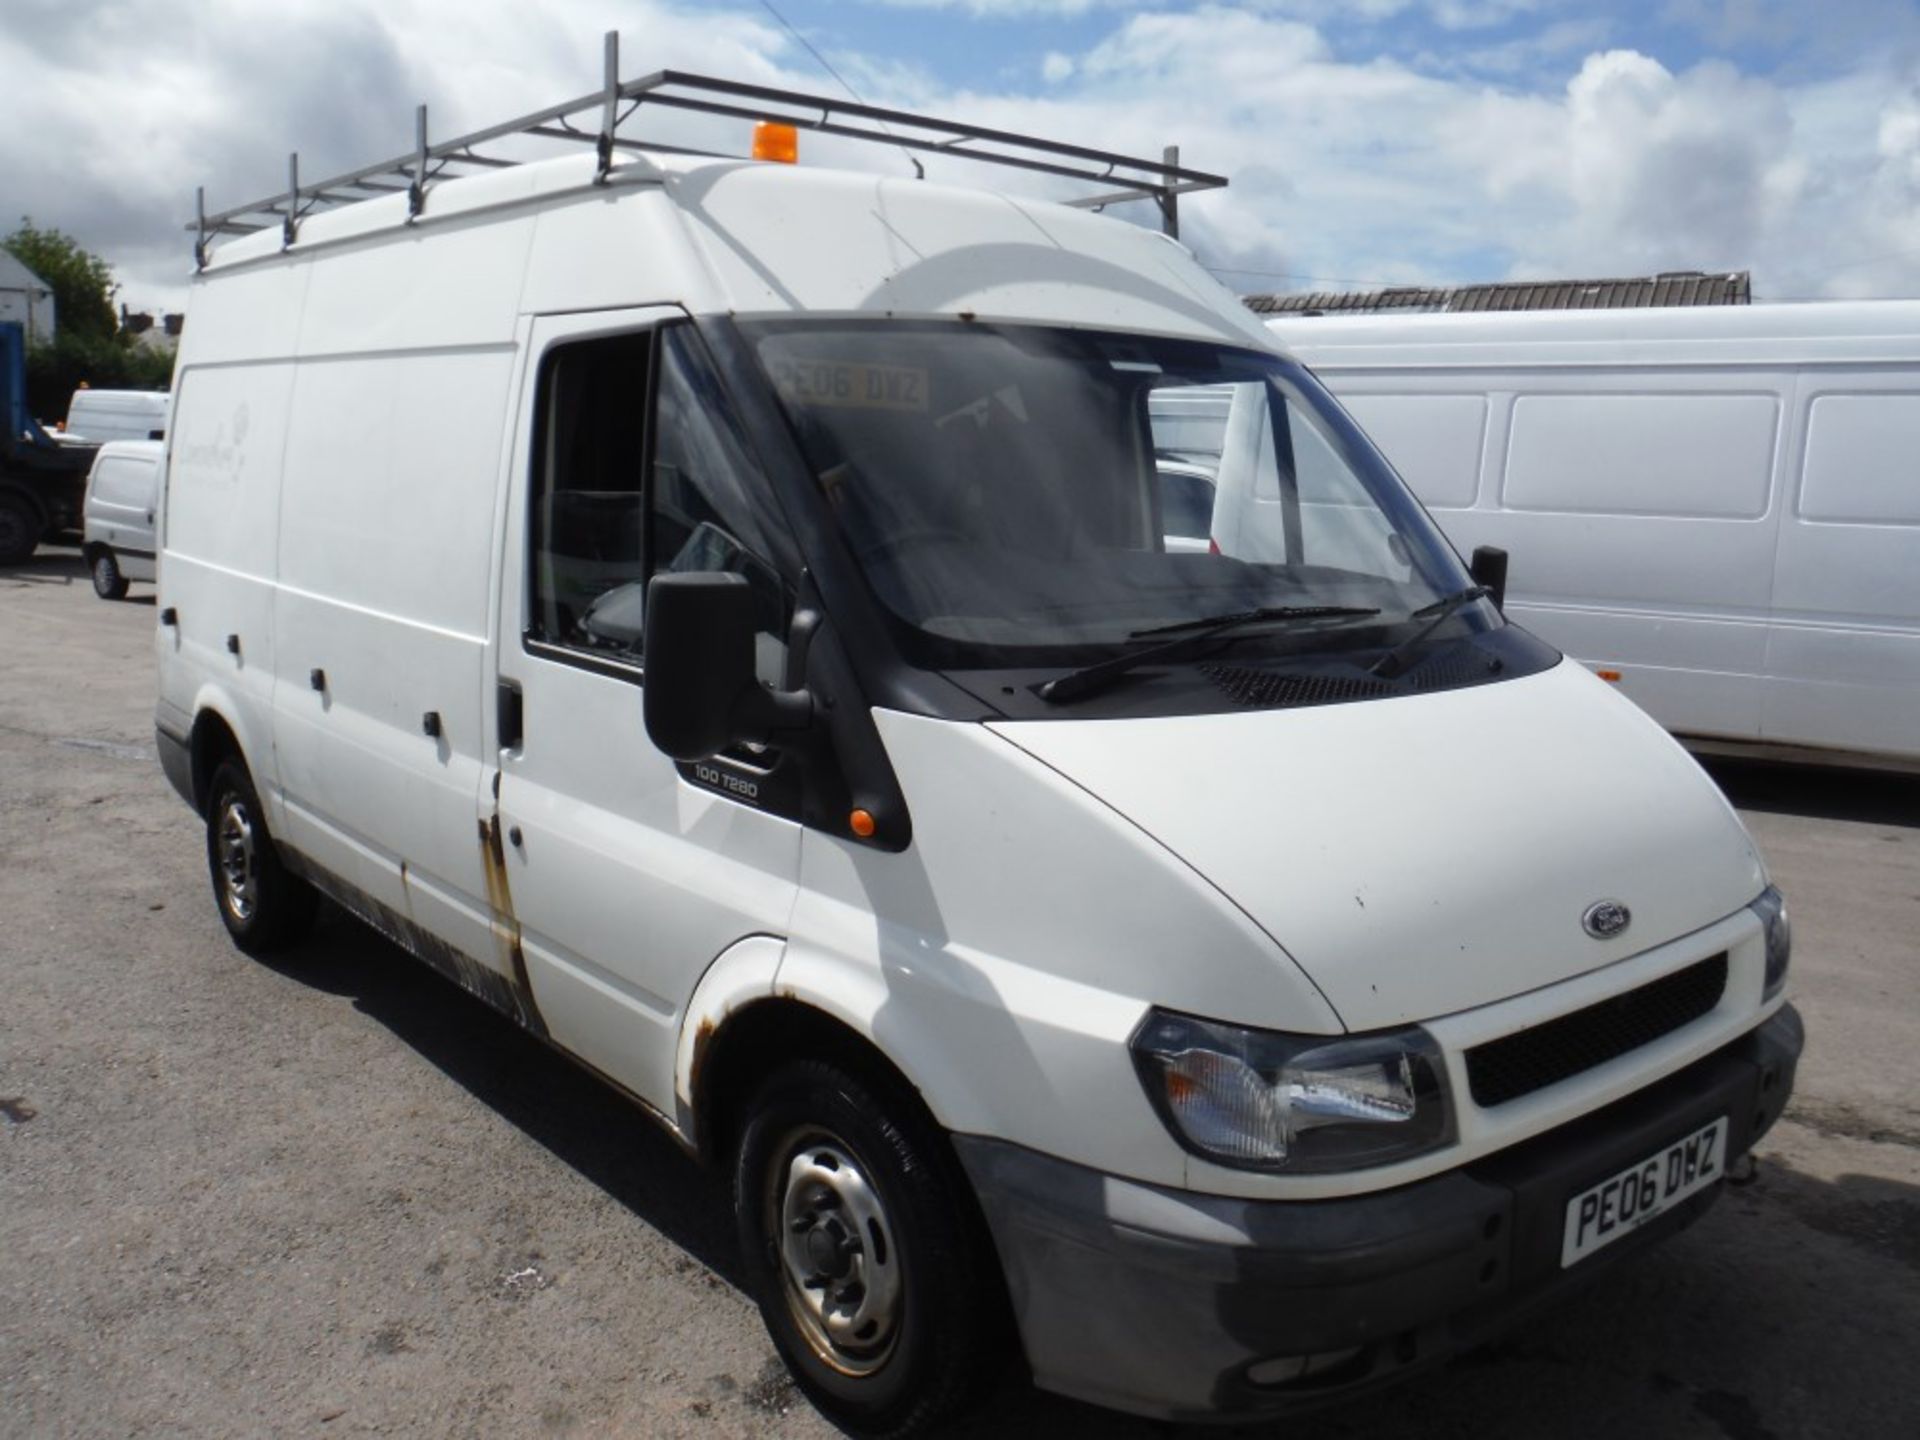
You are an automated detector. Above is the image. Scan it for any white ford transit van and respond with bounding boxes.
[1271,305,1920,769]
[155,59,1801,1436]
[82,438,162,598]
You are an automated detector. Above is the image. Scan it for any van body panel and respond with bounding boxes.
[65,389,169,443]
[1275,303,1920,763]
[487,307,804,1114]
[161,361,296,812]
[779,708,1342,1187]
[991,660,1765,1033]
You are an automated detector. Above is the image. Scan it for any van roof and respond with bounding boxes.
[68,390,170,410]
[190,150,1278,353]
[1270,300,1920,367]
[183,37,1261,352]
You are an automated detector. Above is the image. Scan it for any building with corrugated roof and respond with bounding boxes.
[1245,270,1750,317]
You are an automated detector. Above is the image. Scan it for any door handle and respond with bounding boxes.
[497,680,524,750]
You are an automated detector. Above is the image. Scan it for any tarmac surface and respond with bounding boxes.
[4,545,1917,1439]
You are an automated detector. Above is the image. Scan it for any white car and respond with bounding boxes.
[82,439,162,599]
[154,62,1801,1437]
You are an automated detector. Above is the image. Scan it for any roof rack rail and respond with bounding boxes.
[189,30,1226,268]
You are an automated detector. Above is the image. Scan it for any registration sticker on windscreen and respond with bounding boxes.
[1562,1116,1728,1267]
[769,359,928,412]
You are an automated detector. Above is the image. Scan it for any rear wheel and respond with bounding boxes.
[204,759,316,955]
[90,549,129,599]
[734,1057,1002,1439]
[0,494,40,565]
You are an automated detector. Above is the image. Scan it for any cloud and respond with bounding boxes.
[1516,49,1802,275]
[858,0,1106,14]
[7,0,1920,318]
[0,0,802,309]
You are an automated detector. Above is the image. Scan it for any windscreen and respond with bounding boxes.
[746,320,1478,668]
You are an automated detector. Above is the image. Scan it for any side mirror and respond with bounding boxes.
[643,571,810,762]
[1469,545,1508,613]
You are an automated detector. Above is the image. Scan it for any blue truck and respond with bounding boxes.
[1,320,99,563]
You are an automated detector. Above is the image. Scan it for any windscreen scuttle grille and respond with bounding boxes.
[1465,953,1729,1108]
[1201,665,1393,709]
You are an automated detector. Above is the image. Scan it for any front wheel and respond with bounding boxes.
[734,1058,1003,1439]
[204,759,317,955]
[90,549,129,599]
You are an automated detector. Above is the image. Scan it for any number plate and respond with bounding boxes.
[1561,1116,1729,1268]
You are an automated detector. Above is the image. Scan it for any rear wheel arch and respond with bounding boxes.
[188,709,246,817]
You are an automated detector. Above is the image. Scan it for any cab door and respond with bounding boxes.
[485,310,802,1112]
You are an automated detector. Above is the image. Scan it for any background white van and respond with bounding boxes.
[1270,303,1920,768]
[64,388,169,443]
[82,438,162,599]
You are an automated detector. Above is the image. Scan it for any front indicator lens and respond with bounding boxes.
[1132,1011,1455,1174]
[1752,885,1790,1000]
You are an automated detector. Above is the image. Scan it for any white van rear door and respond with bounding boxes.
[487,309,802,1112]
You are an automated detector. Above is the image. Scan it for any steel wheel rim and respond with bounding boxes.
[767,1128,903,1377]
[217,798,257,923]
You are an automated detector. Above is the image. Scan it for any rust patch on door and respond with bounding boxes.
[479,815,548,1037]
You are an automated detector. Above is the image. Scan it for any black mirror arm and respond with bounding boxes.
[731,683,813,747]
[1470,545,1509,613]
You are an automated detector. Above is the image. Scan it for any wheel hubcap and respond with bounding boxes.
[771,1135,902,1376]
[217,799,257,923]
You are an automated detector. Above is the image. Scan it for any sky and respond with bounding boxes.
[5,0,1920,317]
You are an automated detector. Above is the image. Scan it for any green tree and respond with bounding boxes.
[2,220,173,420]
[4,219,120,339]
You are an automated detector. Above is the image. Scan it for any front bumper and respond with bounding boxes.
[956,1004,1802,1423]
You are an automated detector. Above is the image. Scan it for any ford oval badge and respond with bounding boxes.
[1583,900,1631,939]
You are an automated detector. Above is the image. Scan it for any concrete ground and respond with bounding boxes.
[3,545,1916,1439]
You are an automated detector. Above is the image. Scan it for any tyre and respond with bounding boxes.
[204,759,317,955]
[0,494,40,565]
[734,1057,1003,1439]
[90,549,129,600]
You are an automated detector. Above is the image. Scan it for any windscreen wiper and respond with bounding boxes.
[1036,605,1381,705]
[1367,585,1492,680]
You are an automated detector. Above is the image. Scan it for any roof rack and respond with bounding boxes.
[189,30,1227,268]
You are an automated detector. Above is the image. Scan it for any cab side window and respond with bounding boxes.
[651,326,792,679]
[529,333,653,655]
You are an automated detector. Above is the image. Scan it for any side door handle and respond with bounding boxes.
[497,680,524,751]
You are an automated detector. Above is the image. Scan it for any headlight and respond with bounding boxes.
[1751,885,1790,1000]
[1130,1010,1455,1174]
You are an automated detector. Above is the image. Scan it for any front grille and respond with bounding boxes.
[1466,953,1729,1107]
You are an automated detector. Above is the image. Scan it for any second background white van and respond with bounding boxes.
[1270,302,1920,768]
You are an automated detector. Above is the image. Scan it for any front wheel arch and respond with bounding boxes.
[694,999,928,1172]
